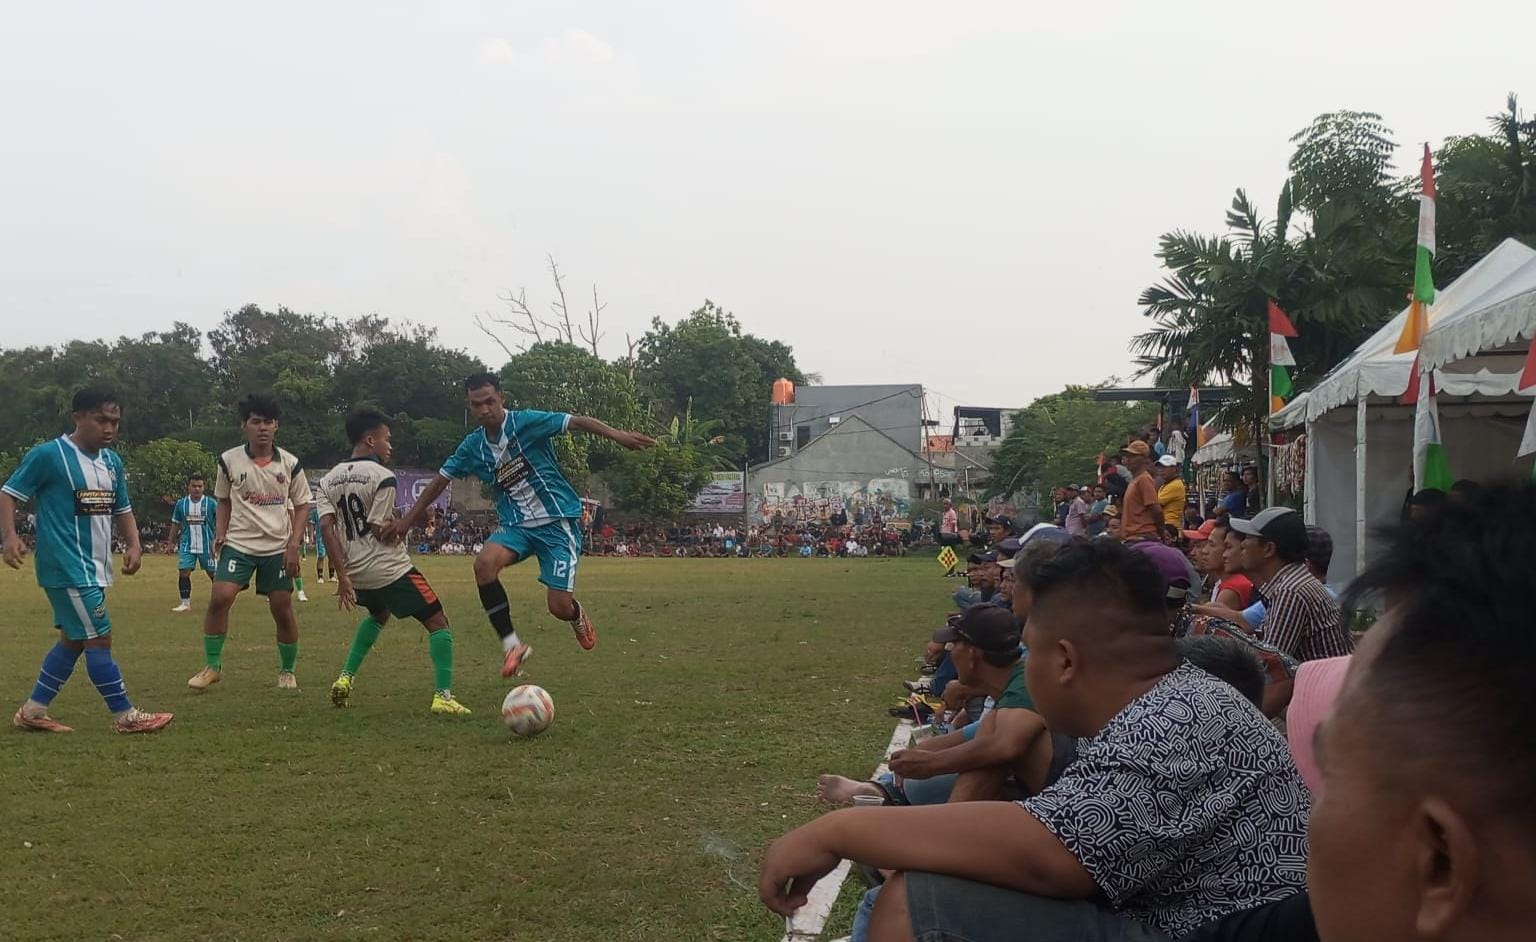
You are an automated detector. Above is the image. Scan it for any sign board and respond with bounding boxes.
[687,472,745,514]
[392,468,452,515]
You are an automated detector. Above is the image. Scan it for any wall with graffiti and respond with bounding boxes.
[753,477,912,526]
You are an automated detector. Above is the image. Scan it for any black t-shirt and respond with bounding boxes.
[1175,892,1316,942]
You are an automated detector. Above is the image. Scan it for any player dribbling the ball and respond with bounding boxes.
[388,372,655,677]
[317,410,470,716]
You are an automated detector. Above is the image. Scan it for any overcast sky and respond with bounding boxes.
[1,1,1528,418]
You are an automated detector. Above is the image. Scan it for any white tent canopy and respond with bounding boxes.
[1273,238,1536,428]
[1278,239,1536,588]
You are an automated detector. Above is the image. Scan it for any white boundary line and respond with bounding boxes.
[782,717,915,942]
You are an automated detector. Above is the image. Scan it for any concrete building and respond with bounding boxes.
[769,383,925,460]
[748,414,956,526]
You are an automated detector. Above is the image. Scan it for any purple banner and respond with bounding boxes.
[393,468,451,515]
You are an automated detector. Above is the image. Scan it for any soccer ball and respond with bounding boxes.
[501,685,554,737]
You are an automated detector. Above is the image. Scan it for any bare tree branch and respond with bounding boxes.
[473,313,519,360]
[547,254,576,344]
[623,332,639,382]
[578,283,606,356]
[495,288,544,341]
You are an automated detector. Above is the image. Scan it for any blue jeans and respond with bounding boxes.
[930,653,957,699]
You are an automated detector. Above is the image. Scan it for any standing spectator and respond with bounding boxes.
[1242,466,1263,517]
[1232,508,1351,662]
[1118,441,1163,542]
[1064,487,1091,538]
[1085,484,1109,537]
[1214,470,1248,521]
[1155,455,1186,535]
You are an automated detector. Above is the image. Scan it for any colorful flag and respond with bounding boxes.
[1518,338,1536,469]
[1394,145,1437,355]
[936,545,958,571]
[1413,369,1453,493]
[1268,301,1298,414]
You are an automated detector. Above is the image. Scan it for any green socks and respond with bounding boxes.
[293,576,305,592]
[429,629,454,693]
[277,641,299,673]
[344,617,384,676]
[204,634,225,670]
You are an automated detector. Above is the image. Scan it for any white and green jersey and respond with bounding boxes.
[2,436,132,588]
[172,495,216,555]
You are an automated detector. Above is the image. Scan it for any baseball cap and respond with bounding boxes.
[967,550,999,565]
[1121,440,1150,457]
[1129,541,1193,600]
[1156,454,1180,467]
[931,605,1022,654]
[1287,655,1352,795]
[995,537,1022,559]
[1181,519,1219,542]
[986,514,1015,532]
[1229,507,1308,558]
[1019,523,1074,548]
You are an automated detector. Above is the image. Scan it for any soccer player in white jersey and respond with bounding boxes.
[317,410,469,715]
[390,373,655,678]
[188,393,310,691]
[3,386,174,734]
[167,473,216,612]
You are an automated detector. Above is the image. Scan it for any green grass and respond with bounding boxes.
[0,555,942,942]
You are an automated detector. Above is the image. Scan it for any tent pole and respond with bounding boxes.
[1303,418,1316,524]
[1355,396,1368,576]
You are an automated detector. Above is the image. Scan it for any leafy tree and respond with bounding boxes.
[603,444,712,522]
[121,438,216,522]
[1436,94,1536,279]
[636,302,805,463]
[984,387,1157,505]
[500,341,643,485]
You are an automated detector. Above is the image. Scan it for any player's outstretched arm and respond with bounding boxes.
[567,415,657,451]
[388,475,450,540]
[0,491,26,569]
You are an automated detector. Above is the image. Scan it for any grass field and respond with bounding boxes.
[0,554,944,942]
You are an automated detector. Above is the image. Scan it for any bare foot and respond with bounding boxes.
[817,774,882,806]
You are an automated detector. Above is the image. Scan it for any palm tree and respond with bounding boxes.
[658,398,738,471]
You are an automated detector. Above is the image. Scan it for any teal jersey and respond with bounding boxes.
[3,436,131,588]
[172,495,216,555]
[439,410,579,527]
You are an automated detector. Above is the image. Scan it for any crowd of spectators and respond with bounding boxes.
[760,475,1536,942]
[581,521,912,558]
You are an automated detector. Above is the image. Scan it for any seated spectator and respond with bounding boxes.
[761,539,1311,940]
[952,552,999,608]
[1230,509,1351,662]
[1208,521,1256,609]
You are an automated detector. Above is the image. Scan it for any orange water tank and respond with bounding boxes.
[771,378,795,405]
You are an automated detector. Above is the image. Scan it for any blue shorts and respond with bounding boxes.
[488,520,583,592]
[43,586,112,641]
[178,550,215,573]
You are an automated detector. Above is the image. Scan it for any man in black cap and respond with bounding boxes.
[953,551,1000,609]
[1231,507,1351,662]
[985,515,1015,548]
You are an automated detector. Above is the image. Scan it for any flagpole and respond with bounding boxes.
[1266,342,1275,509]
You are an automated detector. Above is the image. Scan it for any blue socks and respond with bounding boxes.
[29,643,82,707]
[84,647,132,715]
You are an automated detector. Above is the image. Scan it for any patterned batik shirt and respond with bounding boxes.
[1022,663,1311,937]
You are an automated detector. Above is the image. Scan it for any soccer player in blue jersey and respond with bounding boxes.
[391,372,656,677]
[2,387,174,734]
[167,473,216,612]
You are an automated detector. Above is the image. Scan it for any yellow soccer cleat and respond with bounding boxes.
[330,673,354,708]
[430,692,472,716]
[187,667,222,691]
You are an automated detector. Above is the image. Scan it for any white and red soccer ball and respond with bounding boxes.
[501,684,554,737]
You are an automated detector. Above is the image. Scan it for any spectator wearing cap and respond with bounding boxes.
[1086,484,1110,537]
[1232,508,1351,662]
[1064,487,1091,537]
[1118,440,1164,542]
[1101,505,1123,541]
[953,552,1000,609]
[1155,455,1187,534]
[985,515,1015,548]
